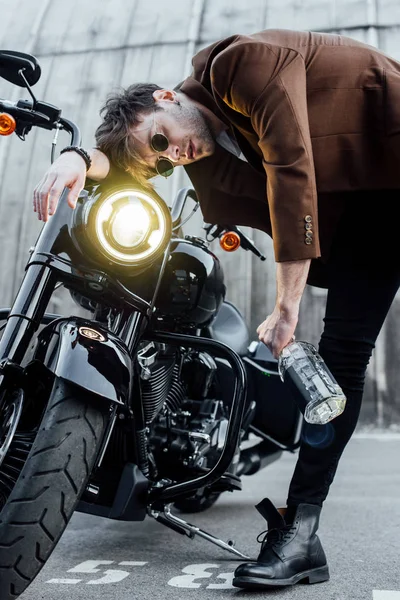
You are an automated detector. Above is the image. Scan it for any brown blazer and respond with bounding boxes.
[180,29,400,278]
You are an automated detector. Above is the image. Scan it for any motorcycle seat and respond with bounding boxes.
[209,300,250,356]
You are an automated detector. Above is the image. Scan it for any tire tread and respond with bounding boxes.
[0,379,106,599]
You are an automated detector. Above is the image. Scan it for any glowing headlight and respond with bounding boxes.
[109,203,150,248]
[85,189,171,267]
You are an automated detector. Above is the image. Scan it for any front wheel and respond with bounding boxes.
[0,378,107,600]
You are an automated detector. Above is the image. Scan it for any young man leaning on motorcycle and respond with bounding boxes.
[33,28,400,589]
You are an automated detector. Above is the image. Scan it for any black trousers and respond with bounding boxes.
[286,192,400,508]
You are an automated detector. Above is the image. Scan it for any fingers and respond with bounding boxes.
[67,179,84,210]
[256,318,296,358]
[47,182,66,216]
[33,175,84,221]
[34,173,57,222]
[33,176,46,216]
[33,154,88,221]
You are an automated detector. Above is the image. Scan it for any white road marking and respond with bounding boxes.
[167,564,236,589]
[168,564,220,588]
[207,572,234,589]
[49,561,400,594]
[46,560,148,585]
[68,560,114,573]
[87,570,130,584]
[46,578,81,584]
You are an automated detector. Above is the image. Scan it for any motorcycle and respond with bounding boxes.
[0,50,303,600]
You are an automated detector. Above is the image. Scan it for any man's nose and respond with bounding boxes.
[165,144,180,162]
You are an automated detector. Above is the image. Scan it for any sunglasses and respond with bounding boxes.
[150,132,174,178]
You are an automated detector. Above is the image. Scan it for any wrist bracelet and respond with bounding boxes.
[60,146,92,171]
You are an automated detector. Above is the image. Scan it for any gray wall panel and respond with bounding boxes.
[200,0,268,42]
[377,0,400,26]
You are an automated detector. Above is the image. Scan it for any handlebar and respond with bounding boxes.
[170,187,198,228]
[59,117,81,146]
[170,189,266,261]
[0,96,80,145]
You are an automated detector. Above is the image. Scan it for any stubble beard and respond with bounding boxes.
[173,102,215,158]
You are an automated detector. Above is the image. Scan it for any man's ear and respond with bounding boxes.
[153,89,177,103]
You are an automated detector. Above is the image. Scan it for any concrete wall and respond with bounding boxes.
[1,0,399,424]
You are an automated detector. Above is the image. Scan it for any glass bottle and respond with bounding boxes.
[278,341,347,425]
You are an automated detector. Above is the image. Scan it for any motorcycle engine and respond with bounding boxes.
[137,343,231,480]
[137,342,185,424]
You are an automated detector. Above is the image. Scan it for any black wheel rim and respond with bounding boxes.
[0,389,38,511]
[0,390,24,467]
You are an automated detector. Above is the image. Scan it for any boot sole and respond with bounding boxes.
[233,565,330,588]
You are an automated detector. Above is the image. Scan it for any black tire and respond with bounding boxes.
[173,490,221,514]
[0,378,107,600]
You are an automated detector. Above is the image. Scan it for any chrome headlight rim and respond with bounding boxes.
[72,185,172,269]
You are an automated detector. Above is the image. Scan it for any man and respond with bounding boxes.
[33,29,400,589]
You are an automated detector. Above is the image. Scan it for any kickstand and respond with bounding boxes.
[149,503,253,560]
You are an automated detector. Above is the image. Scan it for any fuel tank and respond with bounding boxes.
[155,237,226,328]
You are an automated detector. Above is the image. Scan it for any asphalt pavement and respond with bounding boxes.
[20,431,400,600]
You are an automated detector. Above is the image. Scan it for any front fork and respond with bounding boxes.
[0,264,55,471]
[0,264,56,368]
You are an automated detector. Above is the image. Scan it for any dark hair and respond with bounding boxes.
[95,83,163,189]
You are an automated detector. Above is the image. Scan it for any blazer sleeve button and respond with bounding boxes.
[305,238,313,245]
[305,215,312,223]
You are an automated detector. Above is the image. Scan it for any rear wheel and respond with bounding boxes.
[0,377,107,600]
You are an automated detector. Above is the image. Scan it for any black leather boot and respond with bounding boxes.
[233,498,329,588]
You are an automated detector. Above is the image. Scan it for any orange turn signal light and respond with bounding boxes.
[0,113,16,136]
[220,231,241,252]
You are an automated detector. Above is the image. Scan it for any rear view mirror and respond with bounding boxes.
[0,50,41,87]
